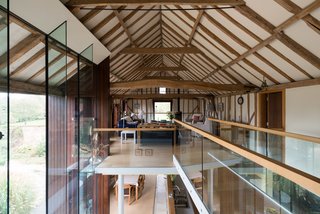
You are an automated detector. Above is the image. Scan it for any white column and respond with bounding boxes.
[118,174,124,214]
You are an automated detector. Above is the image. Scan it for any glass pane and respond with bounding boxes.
[48,22,69,213]
[49,22,67,46]
[9,16,46,213]
[65,50,79,213]
[212,121,320,178]
[175,123,320,213]
[0,0,7,8]
[79,45,95,214]
[80,44,93,62]
[0,5,7,214]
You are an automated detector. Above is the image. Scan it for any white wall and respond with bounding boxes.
[11,0,110,64]
[286,85,320,137]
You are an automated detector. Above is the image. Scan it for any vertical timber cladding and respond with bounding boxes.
[215,93,257,124]
[94,57,111,214]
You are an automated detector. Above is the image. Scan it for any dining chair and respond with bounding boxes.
[114,183,135,205]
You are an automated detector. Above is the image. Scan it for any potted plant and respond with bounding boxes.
[167,111,174,122]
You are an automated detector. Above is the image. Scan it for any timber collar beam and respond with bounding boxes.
[119,47,201,55]
[136,66,187,72]
[67,0,245,7]
[112,93,213,99]
[110,79,255,91]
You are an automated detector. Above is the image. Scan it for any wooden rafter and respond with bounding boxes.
[91,13,115,34]
[0,34,43,70]
[112,6,137,46]
[171,6,250,84]
[10,48,45,77]
[179,6,204,64]
[133,66,186,72]
[235,3,320,69]
[44,59,77,85]
[120,47,201,54]
[111,79,254,91]
[27,54,65,82]
[67,0,245,7]
[217,9,314,79]
[112,93,211,99]
[0,78,61,95]
[202,2,320,81]
[79,6,104,23]
[274,0,320,34]
[143,76,181,80]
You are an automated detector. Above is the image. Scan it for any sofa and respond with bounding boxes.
[185,114,205,124]
[117,119,138,128]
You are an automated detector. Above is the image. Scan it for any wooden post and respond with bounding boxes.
[94,57,111,214]
[247,93,250,124]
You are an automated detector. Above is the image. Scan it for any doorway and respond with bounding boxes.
[154,101,172,121]
[258,91,285,130]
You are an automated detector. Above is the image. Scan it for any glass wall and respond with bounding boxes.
[1,7,98,214]
[0,1,8,213]
[66,49,80,214]
[47,22,68,213]
[79,45,96,214]
[9,15,46,214]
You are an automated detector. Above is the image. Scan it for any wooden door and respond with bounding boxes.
[268,92,283,129]
[259,91,284,130]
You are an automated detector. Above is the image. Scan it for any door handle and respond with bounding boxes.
[0,132,4,140]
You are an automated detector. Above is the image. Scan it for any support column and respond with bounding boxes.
[118,174,124,214]
[94,57,111,214]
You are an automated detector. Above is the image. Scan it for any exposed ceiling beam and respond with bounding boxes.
[134,66,187,72]
[235,3,320,69]
[0,78,61,95]
[79,6,104,23]
[179,6,204,64]
[112,93,212,99]
[67,0,245,7]
[10,48,45,78]
[204,1,320,80]
[111,79,255,91]
[0,34,43,70]
[274,0,320,34]
[112,6,137,47]
[120,47,201,54]
[264,76,320,91]
[143,76,182,80]
[110,72,123,81]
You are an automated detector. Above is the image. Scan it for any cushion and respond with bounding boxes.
[124,116,133,122]
[193,116,200,121]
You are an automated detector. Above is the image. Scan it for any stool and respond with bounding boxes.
[121,130,136,144]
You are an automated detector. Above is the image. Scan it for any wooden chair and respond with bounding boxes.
[114,183,135,205]
[137,175,145,199]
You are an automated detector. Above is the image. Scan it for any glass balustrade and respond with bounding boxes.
[174,121,320,214]
[210,120,320,179]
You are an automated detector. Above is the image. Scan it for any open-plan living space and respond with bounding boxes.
[0,0,320,213]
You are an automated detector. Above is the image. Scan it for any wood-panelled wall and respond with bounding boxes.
[214,93,257,126]
[48,95,68,213]
[113,97,208,124]
[94,57,111,214]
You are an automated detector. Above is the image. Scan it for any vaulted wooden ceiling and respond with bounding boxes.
[64,0,320,96]
[1,0,320,96]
